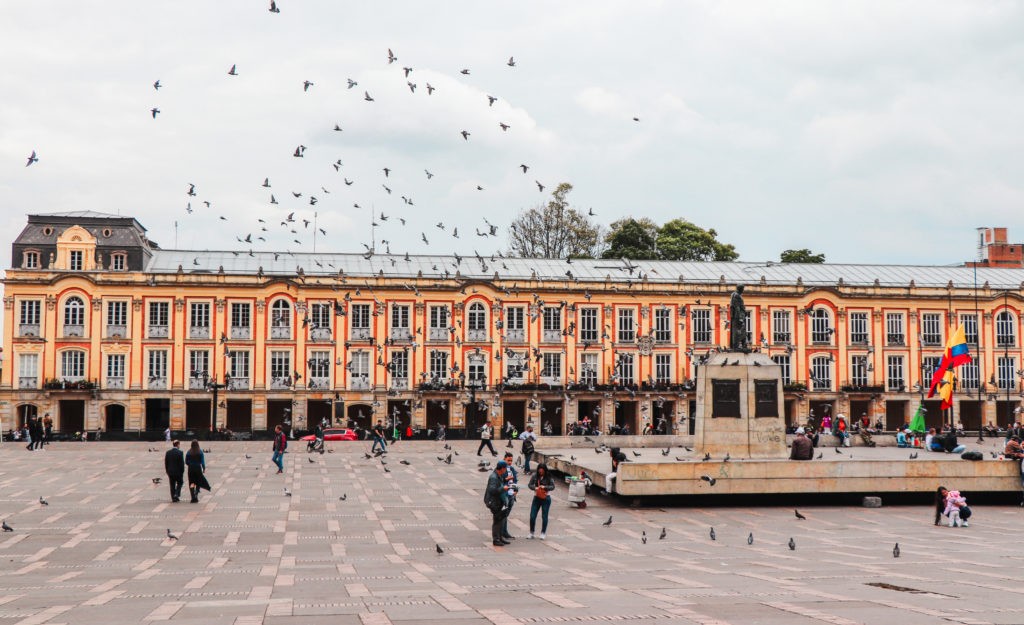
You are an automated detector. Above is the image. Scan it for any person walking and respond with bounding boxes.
[371,421,387,454]
[24,417,36,451]
[477,420,496,457]
[164,439,185,502]
[484,461,511,546]
[527,463,556,539]
[272,424,287,474]
[518,425,537,474]
[31,417,44,451]
[790,427,814,460]
[185,440,211,503]
[42,414,53,446]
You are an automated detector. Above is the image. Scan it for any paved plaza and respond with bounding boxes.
[0,440,1023,625]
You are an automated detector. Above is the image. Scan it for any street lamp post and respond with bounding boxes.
[192,370,228,435]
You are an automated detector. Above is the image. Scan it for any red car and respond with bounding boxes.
[301,428,358,442]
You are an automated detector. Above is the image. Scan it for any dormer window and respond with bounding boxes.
[69,250,83,271]
[23,251,39,269]
[111,253,126,271]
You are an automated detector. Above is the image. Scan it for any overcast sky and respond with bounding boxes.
[3,0,1024,269]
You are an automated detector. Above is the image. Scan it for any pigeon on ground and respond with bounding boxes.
[152,478,162,485]
[747,532,753,545]
[166,528,178,540]
[816,452,823,459]
[909,452,918,459]
[659,527,667,540]
[642,531,647,544]
[795,509,806,520]
[308,458,315,463]
[39,497,48,506]
[339,494,347,501]
[709,527,716,541]
[835,447,843,454]
[788,537,796,550]
[245,454,252,459]
[436,543,444,554]
[703,452,711,461]
[661,448,670,456]
[284,488,292,497]
[893,543,900,558]
[602,516,613,526]
[632,451,642,457]
[723,453,730,462]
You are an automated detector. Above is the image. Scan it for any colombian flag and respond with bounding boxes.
[938,370,955,410]
[927,325,972,399]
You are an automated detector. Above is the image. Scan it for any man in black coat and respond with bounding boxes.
[484,461,511,546]
[164,440,185,502]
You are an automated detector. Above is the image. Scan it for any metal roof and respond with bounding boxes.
[29,211,128,219]
[146,250,1024,289]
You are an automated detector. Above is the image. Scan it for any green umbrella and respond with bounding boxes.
[909,404,927,433]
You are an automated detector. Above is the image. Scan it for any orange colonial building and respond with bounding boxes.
[2,212,1023,438]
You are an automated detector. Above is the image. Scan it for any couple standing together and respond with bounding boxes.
[163,439,211,503]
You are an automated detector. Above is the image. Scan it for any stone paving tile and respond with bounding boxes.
[1,441,1023,624]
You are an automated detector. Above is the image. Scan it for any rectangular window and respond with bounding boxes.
[541,352,561,381]
[542,307,561,342]
[112,254,125,271]
[24,251,39,269]
[617,308,636,343]
[921,356,942,386]
[960,360,979,390]
[429,350,449,381]
[310,303,332,340]
[616,353,635,384]
[390,351,409,388]
[960,313,979,345]
[190,302,210,338]
[998,356,1017,390]
[849,312,869,344]
[580,353,599,386]
[886,355,904,391]
[692,309,712,343]
[811,356,832,390]
[106,300,127,327]
[390,304,411,340]
[148,301,169,338]
[771,355,791,385]
[69,250,83,271]
[189,350,210,378]
[230,302,251,339]
[270,351,292,388]
[654,308,672,343]
[20,300,41,325]
[106,354,124,379]
[579,307,599,343]
[772,310,792,344]
[467,357,485,387]
[655,353,672,384]
[228,351,249,381]
[350,351,370,388]
[429,305,450,341]
[921,313,942,346]
[148,350,168,385]
[849,356,868,387]
[885,313,905,346]
[61,350,86,380]
[505,351,526,382]
[18,353,39,388]
[996,312,1017,348]
[308,350,330,388]
[811,310,832,344]
[351,303,371,339]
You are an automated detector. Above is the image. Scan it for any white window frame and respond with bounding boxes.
[111,253,126,271]
[270,299,292,339]
[147,350,168,388]
[810,355,832,391]
[997,356,1017,390]
[617,308,636,343]
[654,308,672,343]
[24,251,39,269]
[308,350,331,387]
[885,312,905,346]
[616,353,635,384]
[996,311,1017,348]
[691,309,712,343]
[429,350,449,381]
[886,355,905,391]
[69,250,83,271]
[772,309,792,344]
[921,313,942,347]
[230,302,251,339]
[960,361,979,390]
[960,313,979,345]
[811,309,832,344]
[18,353,39,388]
[654,353,672,385]
[771,354,791,386]
[849,311,869,344]
[351,303,371,340]
[61,350,87,380]
[850,356,868,387]
[64,296,85,327]
[580,353,599,386]
[105,353,125,383]
[541,352,561,383]
[505,351,526,383]
[350,351,370,389]
[579,307,599,343]
[270,350,292,389]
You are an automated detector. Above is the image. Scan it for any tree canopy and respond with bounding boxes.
[601,217,739,261]
[507,183,602,258]
[602,218,658,260]
[779,248,826,264]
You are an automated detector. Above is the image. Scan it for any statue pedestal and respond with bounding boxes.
[694,352,788,459]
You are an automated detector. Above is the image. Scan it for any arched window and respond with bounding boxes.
[810,355,833,391]
[63,296,85,337]
[811,308,833,344]
[270,299,291,339]
[467,302,487,341]
[996,310,1017,347]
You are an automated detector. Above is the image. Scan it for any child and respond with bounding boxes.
[943,490,969,527]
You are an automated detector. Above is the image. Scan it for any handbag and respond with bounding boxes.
[535,485,548,500]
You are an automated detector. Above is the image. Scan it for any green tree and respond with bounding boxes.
[779,248,826,264]
[507,183,602,258]
[656,219,739,261]
[602,218,659,259]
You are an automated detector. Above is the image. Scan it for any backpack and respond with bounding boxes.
[960,451,982,461]
[522,439,535,456]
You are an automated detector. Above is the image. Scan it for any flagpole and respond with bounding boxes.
[974,262,983,444]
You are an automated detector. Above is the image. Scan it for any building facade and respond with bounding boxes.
[2,212,1024,437]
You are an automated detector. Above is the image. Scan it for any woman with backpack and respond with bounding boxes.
[518,425,537,474]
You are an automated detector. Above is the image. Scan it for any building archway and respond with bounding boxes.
[347,403,373,430]
[104,404,126,431]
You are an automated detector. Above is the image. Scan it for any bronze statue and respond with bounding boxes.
[729,284,748,351]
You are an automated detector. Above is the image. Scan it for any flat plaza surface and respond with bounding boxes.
[0,440,1023,625]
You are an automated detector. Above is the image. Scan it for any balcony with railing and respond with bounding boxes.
[308,376,330,390]
[309,327,332,341]
[148,377,168,390]
[428,327,449,341]
[106,325,127,339]
[542,329,562,343]
[189,325,210,340]
[270,326,292,340]
[43,378,95,390]
[269,376,293,390]
[230,326,251,340]
[227,377,249,391]
[189,377,207,390]
[466,329,488,342]
[105,377,125,390]
[540,375,561,386]
[63,324,85,338]
[773,332,792,344]
[390,327,412,342]
[505,328,526,343]
[351,327,372,341]
[18,376,37,389]
[148,325,169,339]
[350,376,371,390]
[390,377,409,390]
[18,324,40,338]
[467,378,487,389]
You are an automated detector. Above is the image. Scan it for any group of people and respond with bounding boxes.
[18,414,52,450]
[483,452,556,545]
[934,486,971,527]
[163,439,211,503]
